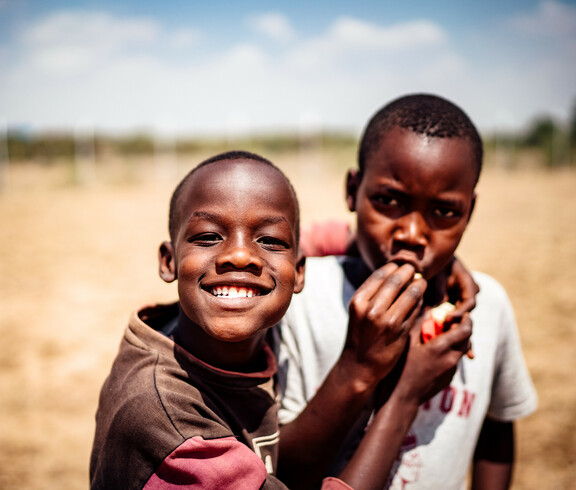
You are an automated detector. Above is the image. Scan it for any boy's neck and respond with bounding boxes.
[174,310,269,374]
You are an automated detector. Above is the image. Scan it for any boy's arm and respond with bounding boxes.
[471,418,514,490]
[337,316,472,490]
[278,262,426,488]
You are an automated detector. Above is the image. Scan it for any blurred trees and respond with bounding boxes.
[3,100,576,168]
[569,100,576,149]
[484,99,576,168]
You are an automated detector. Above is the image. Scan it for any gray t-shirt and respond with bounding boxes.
[276,256,537,489]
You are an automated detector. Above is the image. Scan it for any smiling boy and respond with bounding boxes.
[277,95,537,489]
[90,151,310,489]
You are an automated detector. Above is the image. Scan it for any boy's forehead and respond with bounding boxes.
[179,159,298,220]
[187,159,291,197]
[366,126,477,175]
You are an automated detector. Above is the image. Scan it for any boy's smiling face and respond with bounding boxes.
[160,159,304,346]
[347,126,477,280]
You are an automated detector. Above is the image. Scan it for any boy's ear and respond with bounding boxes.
[159,241,177,283]
[293,253,306,294]
[346,169,360,212]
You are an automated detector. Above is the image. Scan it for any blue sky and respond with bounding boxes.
[1,0,575,136]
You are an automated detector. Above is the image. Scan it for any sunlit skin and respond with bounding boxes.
[347,126,478,305]
[158,159,305,371]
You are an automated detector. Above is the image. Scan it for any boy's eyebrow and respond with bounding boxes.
[189,210,221,222]
[188,211,291,227]
[373,185,467,206]
[259,215,291,227]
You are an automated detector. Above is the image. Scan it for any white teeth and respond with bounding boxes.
[210,286,259,298]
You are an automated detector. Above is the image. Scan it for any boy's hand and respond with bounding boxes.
[341,263,427,392]
[446,256,479,318]
[392,312,473,406]
[444,256,478,359]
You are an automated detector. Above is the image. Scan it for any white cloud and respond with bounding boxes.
[167,29,201,49]
[283,16,449,76]
[328,17,446,51]
[250,12,295,42]
[20,10,159,49]
[14,10,201,76]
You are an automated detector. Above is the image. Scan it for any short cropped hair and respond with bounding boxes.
[358,94,483,183]
[168,150,300,243]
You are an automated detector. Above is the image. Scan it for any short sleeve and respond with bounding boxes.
[144,436,288,489]
[484,278,538,421]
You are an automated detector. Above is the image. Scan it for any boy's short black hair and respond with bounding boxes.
[168,150,300,243]
[358,93,483,183]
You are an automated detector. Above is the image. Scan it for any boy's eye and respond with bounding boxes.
[189,233,222,246]
[373,195,399,207]
[434,207,459,219]
[258,236,290,251]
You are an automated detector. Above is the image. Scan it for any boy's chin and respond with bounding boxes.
[204,321,269,344]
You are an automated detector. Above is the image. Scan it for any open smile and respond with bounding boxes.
[209,286,264,298]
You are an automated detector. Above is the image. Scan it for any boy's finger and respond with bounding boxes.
[353,262,401,303]
[447,313,475,359]
[448,296,477,320]
[368,266,426,327]
[434,315,473,353]
[354,263,419,310]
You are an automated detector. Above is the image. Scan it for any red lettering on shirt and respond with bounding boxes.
[458,391,476,418]
[440,387,455,413]
[421,386,476,418]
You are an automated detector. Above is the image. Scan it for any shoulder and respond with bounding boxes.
[472,271,513,310]
[304,255,346,276]
[100,318,234,441]
[464,272,519,350]
[472,271,507,294]
[300,255,364,291]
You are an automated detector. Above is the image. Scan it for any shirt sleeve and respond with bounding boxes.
[144,435,289,489]
[486,279,538,422]
[300,220,351,257]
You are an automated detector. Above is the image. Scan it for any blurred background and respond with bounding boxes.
[1,1,575,488]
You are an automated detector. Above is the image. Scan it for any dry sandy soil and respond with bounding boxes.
[0,149,575,489]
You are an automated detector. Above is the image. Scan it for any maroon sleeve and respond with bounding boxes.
[299,220,351,257]
[144,435,280,489]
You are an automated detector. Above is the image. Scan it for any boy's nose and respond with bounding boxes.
[393,212,428,247]
[216,238,263,271]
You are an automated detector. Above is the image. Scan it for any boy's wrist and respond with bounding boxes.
[333,353,382,398]
[387,378,424,413]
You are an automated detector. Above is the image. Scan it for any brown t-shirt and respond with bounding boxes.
[89,302,285,489]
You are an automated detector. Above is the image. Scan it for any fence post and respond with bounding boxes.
[74,123,96,185]
[0,119,9,191]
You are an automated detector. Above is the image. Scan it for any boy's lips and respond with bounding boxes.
[201,279,273,299]
[389,256,422,273]
[209,286,262,298]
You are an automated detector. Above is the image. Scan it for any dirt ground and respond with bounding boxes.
[0,150,575,489]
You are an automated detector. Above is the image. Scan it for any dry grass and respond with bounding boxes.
[0,150,574,489]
